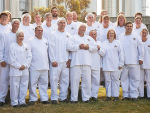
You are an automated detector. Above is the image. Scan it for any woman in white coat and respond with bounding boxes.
[8,30,32,107]
[102,29,124,101]
[139,28,150,99]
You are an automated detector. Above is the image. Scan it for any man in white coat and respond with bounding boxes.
[89,30,105,101]
[49,18,79,104]
[28,26,49,105]
[69,23,97,103]
[119,21,144,101]
[0,19,20,106]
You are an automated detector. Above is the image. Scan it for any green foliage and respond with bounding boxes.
[30,0,91,23]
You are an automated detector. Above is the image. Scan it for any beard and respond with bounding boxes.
[53,14,58,17]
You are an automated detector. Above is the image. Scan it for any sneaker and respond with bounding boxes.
[13,105,20,108]
[42,101,50,104]
[139,97,144,100]
[29,101,35,105]
[20,104,28,107]
[105,97,111,101]
[122,97,129,101]
[51,100,57,104]
[59,99,69,103]
[83,99,91,103]
[0,102,4,107]
[91,97,99,101]
[132,98,138,101]
[113,97,119,101]
[70,101,77,104]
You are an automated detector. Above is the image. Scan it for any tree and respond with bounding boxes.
[30,0,91,23]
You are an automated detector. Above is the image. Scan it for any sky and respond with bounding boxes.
[97,0,150,16]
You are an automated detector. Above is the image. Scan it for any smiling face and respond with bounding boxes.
[87,15,93,23]
[12,21,20,30]
[141,29,148,38]
[108,30,115,41]
[66,13,73,22]
[125,23,133,33]
[89,30,97,41]
[45,15,52,23]
[135,18,142,26]
[78,25,86,35]
[103,17,109,25]
[17,32,24,43]
[23,15,30,24]
[118,15,125,25]
[51,8,58,17]
[34,14,41,23]
[0,15,8,25]
[58,20,66,30]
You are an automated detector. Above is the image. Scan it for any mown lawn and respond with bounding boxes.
[0,88,150,113]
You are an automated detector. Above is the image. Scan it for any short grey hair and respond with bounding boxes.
[21,13,31,22]
[85,13,94,21]
[11,19,20,25]
[57,17,66,24]
[16,30,24,38]
[77,23,87,31]
[44,13,52,19]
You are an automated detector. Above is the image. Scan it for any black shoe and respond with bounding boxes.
[20,104,28,107]
[132,98,138,101]
[13,105,20,108]
[113,97,119,101]
[70,101,77,104]
[101,81,105,87]
[51,100,57,104]
[147,97,150,100]
[122,97,129,101]
[91,97,99,101]
[139,97,144,100]
[83,99,91,103]
[29,101,35,105]
[59,99,69,103]
[105,97,111,101]
[42,101,50,104]
[0,102,4,107]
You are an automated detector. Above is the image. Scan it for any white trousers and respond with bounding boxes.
[10,75,28,106]
[91,69,100,98]
[121,64,140,98]
[29,70,49,102]
[139,69,150,97]
[50,62,69,101]
[0,64,10,103]
[70,65,91,101]
[103,71,120,97]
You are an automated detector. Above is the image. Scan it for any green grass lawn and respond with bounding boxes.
[0,88,150,113]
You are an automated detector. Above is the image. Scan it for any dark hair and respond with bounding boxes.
[135,12,142,17]
[91,12,97,16]
[22,11,29,15]
[125,21,133,26]
[51,7,58,12]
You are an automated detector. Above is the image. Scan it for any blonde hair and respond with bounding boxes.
[98,10,108,23]
[117,14,126,26]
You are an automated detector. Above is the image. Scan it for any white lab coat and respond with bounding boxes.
[113,26,125,39]
[65,22,77,35]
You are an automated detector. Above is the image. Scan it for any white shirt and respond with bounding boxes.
[28,37,49,71]
[0,24,11,36]
[42,24,57,40]
[72,21,82,26]
[65,22,77,35]
[19,24,35,43]
[0,31,16,63]
[69,34,97,67]
[141,39,150,69]
[119,32,144,65]
[32,23,42,29]
[85,24,98,36]
[51,18,59,25]
[133,22,147,29]
[8,42,32,76]
[91,40,105,70]
[49,30,76,63]
[93,21,103,28]
[98,25,113,42]
[133,26,145,37]
[102,40,124,71]
[113,26,125,39]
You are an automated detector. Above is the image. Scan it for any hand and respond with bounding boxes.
[97,45,100,50]
[1,61,7,67]
[52,61,58,67]
[79,44,84,49]
[119,66,122,70]
[84,44,89,50]
[66,59,71,68]
[139,60,143,65]
[19,65,25,70]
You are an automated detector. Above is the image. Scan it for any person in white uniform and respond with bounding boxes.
[72,11,82,26]
[92,12,102,28]
[65,11,77,35]
[49,17,78,104]
[42,13,57,40]
[139,28,150,99]
[8,30,32,108]
[19,13,35,42]
[119,21,144,101]
[84,13,98,36]
[89,30,105,101]
[32,13,42,29]
[28,26,49,105]
[0,12,11,36]
[0,19,20,107]
[69,23,97,103]
[98,15,113,42]
[113,14,126,39]
[102,29,124,101]
[112,12,125,27]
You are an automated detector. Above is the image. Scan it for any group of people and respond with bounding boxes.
[0,6,150,108]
